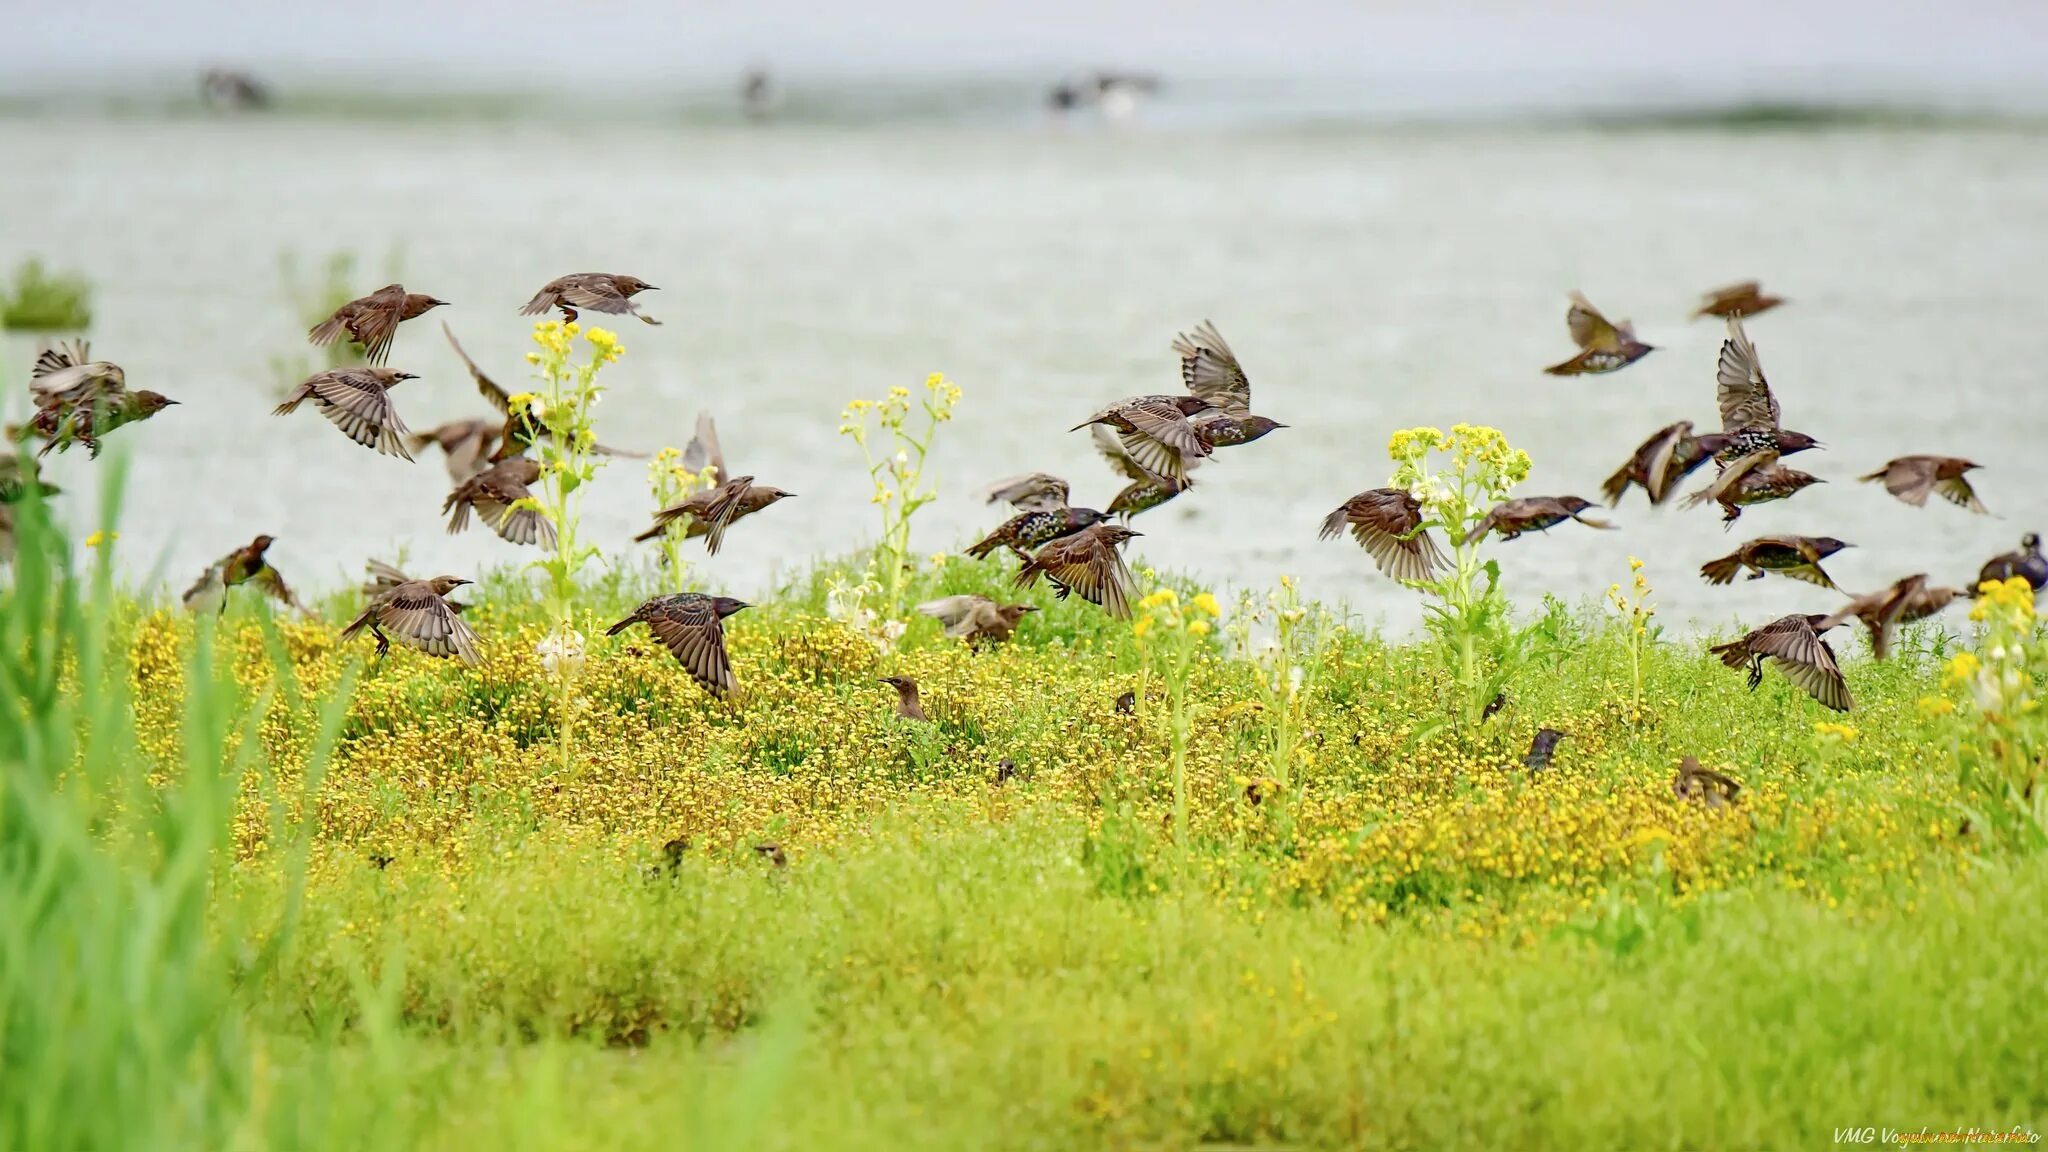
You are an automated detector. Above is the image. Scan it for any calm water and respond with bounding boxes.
[4,113,2045,633]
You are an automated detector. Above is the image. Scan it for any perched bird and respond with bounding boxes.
[443,456,554,549]
[1015,523,1142,618]
[1685,462,1825,527]
[16,342,176,458]
[633,473,795,553]
[1092,425,1196,520]
[1692,281,1786,320]
[1114,690,1136,715]
[915,594,1038,646]
[443,324,644,461]
[966,506,1109,562]
[607,593,749,696]
[1319,488,1448,583]
[273,367,416,459]
[1819,574,1965,660]
[1976,533,2048,594]
[1523,728,1567,776]
[1600,420,1733,507]
[181,534,308,615]
[1543,293,1654,376]
[880,676,928,721]
[982,471,1070,513]
[1071,395,1214,487]
[340,575,478,664]
[308,283,446,366]
[1699,535,1851,590]
[1709,614,1850,712]
[360,558,463,611]
[1859,456,1987,514]
[1462,496,1613,545]
[408,418,504,482]
[520,273,660,326]
[1671,756,1742,807]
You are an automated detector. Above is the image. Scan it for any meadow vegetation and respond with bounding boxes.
[0,257,93,332]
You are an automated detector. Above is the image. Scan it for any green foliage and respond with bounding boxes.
[0,257,93,331]
[837,372,963,617]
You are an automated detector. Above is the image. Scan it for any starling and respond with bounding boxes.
[340,575,479,664]
[1071,395,1214,487]
[633,474,794,553]
[995,758,1018,784]
[1976,533,2048,594]
[880,675,928,721]
[1172,320,1253,414]
[408,418,504,482]
[308,283,447,366]
[1523,727,1567,776]
[1692,281,1785,320]
[1483,690,1508,721]
[1671,756,1742,807]
[915,594,1038,646]
[1683,460,1824,527]
[1114,690,1136,715]
[18,342,176,459]
[1819,573,1965,660]
[1543,293,1654,376]
[1600,420,1734,506]
[443,455,555,549]
[1092,425,1196,520]
[1708,613,1850,712]
[1319,488,1448,583]
[1701,314,1822,476]
[1859,456,1987,514]
[966,505,1109,562]
[606,592,749,696]
[443,324,644,461]
[272,367,417,460]
[1462,496,1613,545]
[1699,535,1851,590]
[361,558,465,612]
[181,534,308,615]
[520,273,660,326]
[1014,523,1141,618]
[982,471,1070,513]
[752,843,788,868]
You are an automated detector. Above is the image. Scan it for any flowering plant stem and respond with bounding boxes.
[838,374,962,620]
[1136,587,1221,883]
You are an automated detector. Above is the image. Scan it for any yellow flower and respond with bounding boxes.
[1139,589,1179,611]
[1813,722,1858,743]
[1132,617,1154,639]
[1628,556,1644,571]
[1945,652,1981,685]
[1190,592,1222,618]
[1917,696,1956,718]
[889,386,911,399]
[1188,620,1212,636]
[585,327,623,363]
[84,530,117,549]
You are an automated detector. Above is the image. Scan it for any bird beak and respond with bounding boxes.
[1270,422,1290,429]
[455,579,474,587]
[165,399,182,406]
[1021,606,1039,613]
[431,298,450,307]
[642,284,659,291]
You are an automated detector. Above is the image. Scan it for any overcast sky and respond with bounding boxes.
[7,0,2048,97]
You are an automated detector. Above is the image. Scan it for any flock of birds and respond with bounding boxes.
[5,275,2046,722]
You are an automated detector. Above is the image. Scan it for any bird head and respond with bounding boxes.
[1555,496,1598,514]
[757,487,796,506]
[133,391,178,414]
[879,675,920,701]
[1775,430,1823,454]
[619,275,657,293]
[371,368,418,386]
[249,534,276,555]
[1099,526,1143,545]
[1072,507,1111,530]
[999,604,1039,624]
[404,294,450,318]
[711,596,752,619]
[1812,537,1852,559]
[428,576,473,595]
[1235,415,1288,443]
[2024,532,2042,551]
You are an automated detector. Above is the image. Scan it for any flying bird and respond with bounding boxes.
[360,558,463,611]
[16,341,176,458]
[633,473,795,553]
[408,418,505,481]
[1072,395,1214,487]
[1601,420,1733,506]
[520,273,660,326]
[443,323,643,461]
[0,448,59,504]
[308,283,447,366]
[1543,293,1654,375]
[606,593,750,696]
[1685,315,1823,521]
[272,367,417,460]
[1859,456,1987,514]
[1684,462,1825,527]
[1319,488,1447,583]
[966,505,1110,562]
[443,455,554,548]
[1014,523,1141,618]
[981,471,1070,514]
[916,595,1038,646]
[180,534,308,615]
[1709,613,1850,712]
[341,575,479,663]
[1462,496,1613,545]
[1819,574,1965,660]
[1692,281,1785,320]
[1092,425,1195,520]
[1699,536,1851,590]
[879,676,928,721]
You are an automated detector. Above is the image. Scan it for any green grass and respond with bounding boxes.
[0,257,93,332]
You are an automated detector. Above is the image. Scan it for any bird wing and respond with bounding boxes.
[250,564,310,615]
[1937,474,1987,514]
[642,598,735,694]
[556,279,635,315]
[1683,449,1777,509]
[698,476,756,555]
[681,410,726,485]
[1642,423,1689,504]
[443,323,513,415]
[1172,320,1251,414]
[181,561,229,612]
[1873,457,1935,506]
[443,423,494,481]
[362,559,411,597]
[311,372,414,460]
[1566,293,1623,352]
[1114,400,1208,486]
[349,288,407,366]
[916,594,991,637]
[1752,621,1849,711]
[982,471,1070,512]
[377,585,479,664]
[1034,532,1137,618]
[1716,315,1780,432]
[476,497,557,549]
[1091,424,1149,482]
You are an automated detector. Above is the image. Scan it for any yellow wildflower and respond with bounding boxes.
[1814,722,1858,743]
[1945,652,1980,685]
[84,530,117,549]
[1191,592,1222,618]
[1132,617,1154,639]
[1188,620,1212,636]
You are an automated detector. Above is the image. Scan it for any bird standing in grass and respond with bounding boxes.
[1699,536,1851,590]
[273,367,418,459]
[1709,614,1850,712]
[521,273,660,326]
[1015,523,1141,617]
[308,283,447,366]
[1976,533,2047,594]
[1523,728,1567,776]
[1543,293,1653,375]
[916,595,1038,646]
[1692,281,1785,320]
[1319,488,1447,583]
[182,534,308,615]
[1819,574,1964,660]
[607,593,749,696]
[1672,757,1742,807]
[443,455,554,549]
[341,575,478,663]
[1859,456,1987,514]
[1462,496,1613,545]
[880,676,928,721]
[1601,420,1733,507]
